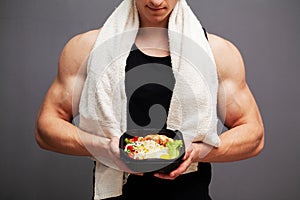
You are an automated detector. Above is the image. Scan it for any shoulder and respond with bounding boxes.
[58,29,100,78]
[207,33,246,84]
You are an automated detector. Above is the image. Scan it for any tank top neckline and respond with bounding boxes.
[132,43,170,59]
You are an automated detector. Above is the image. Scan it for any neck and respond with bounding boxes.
[135,28,170,57]
[137,28,169,45]
[140,19,169,28]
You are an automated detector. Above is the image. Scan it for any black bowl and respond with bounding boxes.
[119,128,185,174]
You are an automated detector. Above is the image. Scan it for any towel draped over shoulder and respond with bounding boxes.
[78,0,220,199]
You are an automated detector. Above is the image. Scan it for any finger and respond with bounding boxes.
[183,147,193,160]
[169,157,193,177]
[153,172,177,180]
[108,137,133,172]
[113,158,129,171]
[110,137,121,156]
[131,173,144,176]
[153,161,192,180]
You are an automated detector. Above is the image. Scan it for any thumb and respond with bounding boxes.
[110,137,121,156]
[183,146,193,160]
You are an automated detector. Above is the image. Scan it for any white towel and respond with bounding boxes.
[79,0,220,199]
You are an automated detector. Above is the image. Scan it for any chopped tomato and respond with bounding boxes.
[127,145,134,152]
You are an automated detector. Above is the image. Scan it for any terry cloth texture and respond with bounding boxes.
[79,0,220,199]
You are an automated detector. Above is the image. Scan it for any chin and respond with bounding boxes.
[151,16,165,23]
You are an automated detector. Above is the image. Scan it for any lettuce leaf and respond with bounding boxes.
[166,140,183,159]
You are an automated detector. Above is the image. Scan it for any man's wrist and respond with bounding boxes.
[192,142,215,163]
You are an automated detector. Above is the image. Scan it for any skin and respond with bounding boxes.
[35,0,264,180]
[135,0,178,28]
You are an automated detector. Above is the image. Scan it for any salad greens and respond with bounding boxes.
[123,135,183,160]
[166,140,183,159]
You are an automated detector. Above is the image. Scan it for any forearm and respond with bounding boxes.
[195,122,264,163]
[35,115,110,157]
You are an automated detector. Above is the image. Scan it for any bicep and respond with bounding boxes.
[39,55,85,122]
[39,77,75,122]
[219,80,261,129]
[40,63,87,123]
[39,32,96,121]
[210,34,262,128]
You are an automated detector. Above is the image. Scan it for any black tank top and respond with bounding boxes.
[125,27,208,130]
[96,31,212,200]
[122,32,211,196]
[125,45,175,130]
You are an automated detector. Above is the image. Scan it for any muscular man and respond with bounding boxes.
[35,0,264,199]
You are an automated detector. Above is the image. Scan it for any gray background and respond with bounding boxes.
[0,0,299,199]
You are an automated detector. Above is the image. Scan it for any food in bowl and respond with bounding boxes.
[123,134,183,160]
[119,129,185,173]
